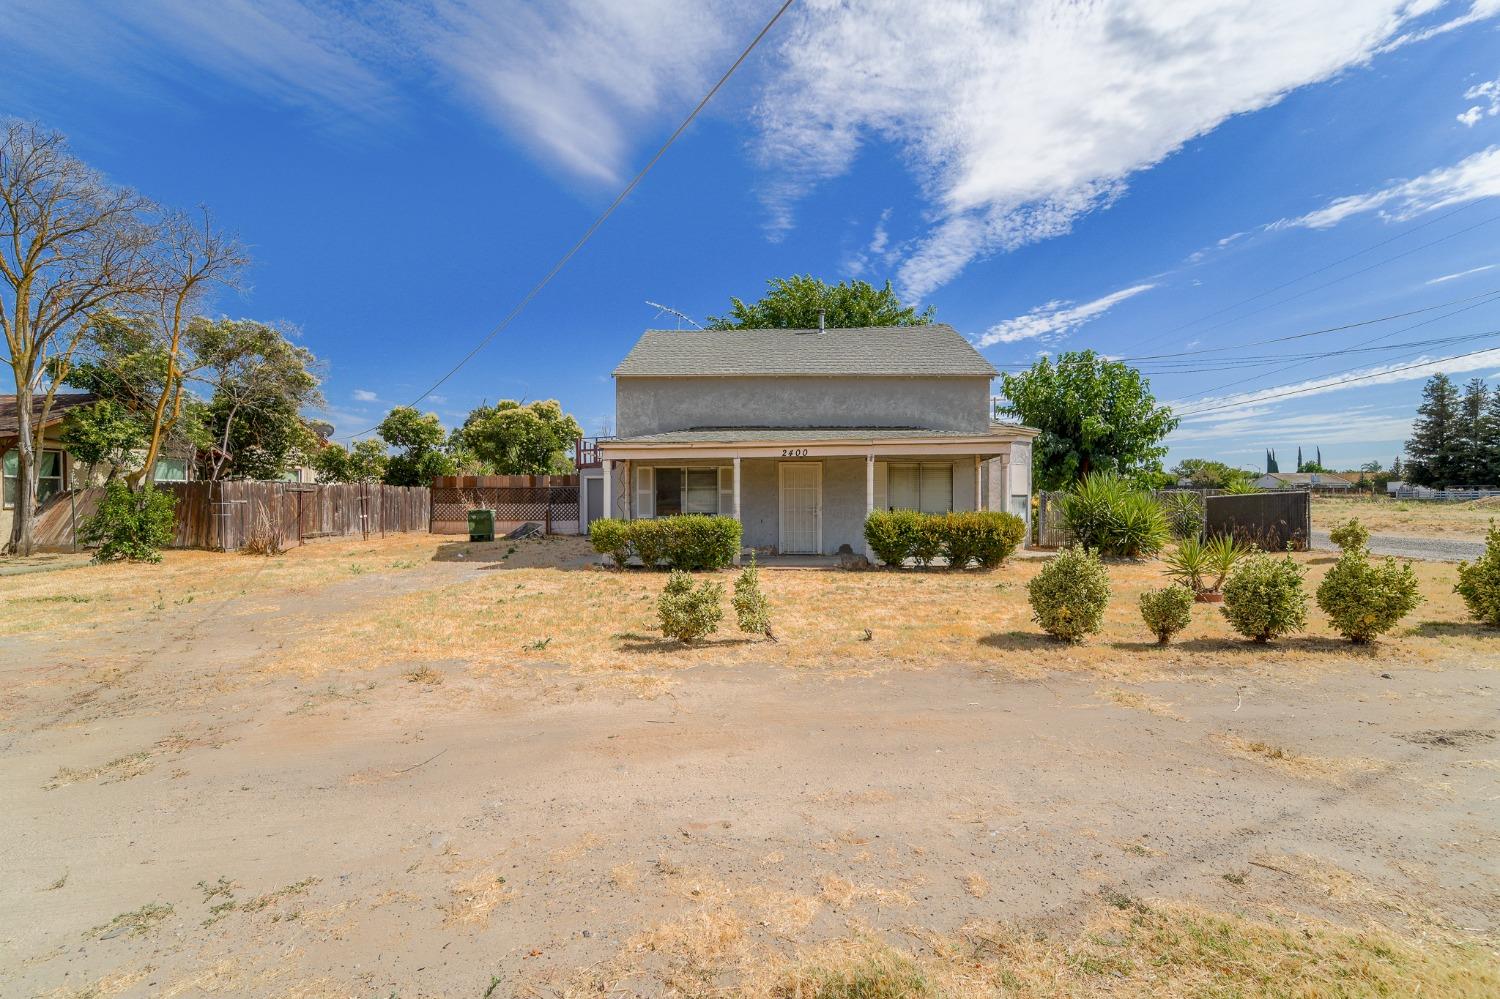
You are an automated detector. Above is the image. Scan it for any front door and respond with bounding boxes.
[778,462,821,554]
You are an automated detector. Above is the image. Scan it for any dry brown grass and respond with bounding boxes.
[1098,687,1183,719]
[1212,733,1389,784]
[268,544,1487,686]
[1314,493,1499,541]
[443,870,513,928]
[535,895,1499,998]
[0,533,446,638]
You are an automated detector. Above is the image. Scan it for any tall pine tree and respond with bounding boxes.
[1483,385,1500,485]
[1405,373,1460,487]
[1455,377,1489,485]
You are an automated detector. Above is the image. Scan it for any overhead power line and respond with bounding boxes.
[1131,200,1493,351]
[338,0,798,440]
[1173,340,1500,419]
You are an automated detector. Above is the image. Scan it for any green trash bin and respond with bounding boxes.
[467,508,495,542]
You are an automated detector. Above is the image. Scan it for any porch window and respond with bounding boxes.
[648,467,721,517]
[3,449,65,509]
[887,462,952,514]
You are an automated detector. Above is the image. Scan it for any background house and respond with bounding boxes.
[1253,471,1354,491]
[578,324,1036,557]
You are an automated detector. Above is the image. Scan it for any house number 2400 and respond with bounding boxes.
[781,448,809,457]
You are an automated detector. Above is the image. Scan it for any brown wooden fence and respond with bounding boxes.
[33,481,431,551]
[430,474,580,535]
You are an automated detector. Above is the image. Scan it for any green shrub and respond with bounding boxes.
[1139,585,1193,644]
[79,481,176,563]
[864,509,923,566]
[658,514,741,570]
[910,516,945,567]
[1027,544,1111,643]
[1328,518,1370,553]
[1220,553,1307,643]
[1316,548,1421,644]
[1455,519,1500,627]
[732,553,774,639]
[657,571,724,642]
[1160,491,1205,541]
[1163,535,1250,595]
[937,511,1025,569]
[588,517,631,568]
[1062,472,1169,558]
[630,519,670,568]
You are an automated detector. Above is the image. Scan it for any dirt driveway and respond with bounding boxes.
[3,536,1497,997]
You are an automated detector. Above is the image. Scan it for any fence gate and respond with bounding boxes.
[1036,490,1071,547]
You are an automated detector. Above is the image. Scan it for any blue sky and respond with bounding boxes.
[4,0,1500,472]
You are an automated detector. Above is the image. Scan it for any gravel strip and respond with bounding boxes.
[1311,530,1484,562]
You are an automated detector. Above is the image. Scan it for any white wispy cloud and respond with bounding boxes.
[1276,145,1500,230]
[1169,404,1415,446]
[1458,74,1500,126]
[1174,347,1500,421]
[978,283,1157,347]
[1427,263,1497,283]
[754,1,1500,300]
[352,388,379,402]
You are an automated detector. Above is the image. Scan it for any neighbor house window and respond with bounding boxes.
[153,457,188,482]
[3,449,65,509]
[887,463,953,514]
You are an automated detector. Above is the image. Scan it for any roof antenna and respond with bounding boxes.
[644,300,703,330]
[818,308,826,334]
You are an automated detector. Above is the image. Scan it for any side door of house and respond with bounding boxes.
[778,462,821,554]
[584,475,604,530]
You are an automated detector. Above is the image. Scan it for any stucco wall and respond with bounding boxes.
[615,375,991,437]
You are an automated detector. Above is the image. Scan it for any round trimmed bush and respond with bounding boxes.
[1328,518,1370,553]
[1455,519,1500,627]
[657,571,724,643]
[939,511,1026,569]
[1316,548,1421,644]
[1220,552,1308,643]
[864,509,924,567]
[588,517,631,568]
[1027,544,1111,643]
[1139,585,1193,644]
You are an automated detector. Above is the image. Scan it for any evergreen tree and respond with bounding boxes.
[1483,386,1500,485]
[1296,446,1303,472]
[1405,373,1460,487]
[1265,449,1278,473]
[1391,455,1403,481]
[1455,377,1490,485]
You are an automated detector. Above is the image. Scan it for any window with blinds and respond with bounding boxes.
[886,463,952,514]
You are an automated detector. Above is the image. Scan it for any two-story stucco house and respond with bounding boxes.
[580,324,1037,557]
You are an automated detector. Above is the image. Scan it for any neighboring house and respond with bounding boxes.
[1,392,201,542]
[1253,471,1354,491]
[577,324,1037,557]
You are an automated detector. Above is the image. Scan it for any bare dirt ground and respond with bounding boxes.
[3,535,1498,997]
[1314,494,1500,544]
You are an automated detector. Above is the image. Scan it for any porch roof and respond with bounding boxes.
[607,424,1032,445]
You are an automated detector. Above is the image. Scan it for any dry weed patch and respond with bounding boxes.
[1212,733,1388,784]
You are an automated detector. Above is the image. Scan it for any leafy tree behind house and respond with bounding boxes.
[707,276,934,329]
[456,400,581,475]
[1405,373,1461,487]
[198,319,323,480]
[1170,458,1254,490]
[377,406,456,486]
[313,439,388,483]
[59,400,148,484]
[996,350,1179,491]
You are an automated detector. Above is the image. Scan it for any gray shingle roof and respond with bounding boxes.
[607,424,1033,445]
[612,324,997,377]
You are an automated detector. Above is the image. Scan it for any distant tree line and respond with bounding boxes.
[1404,373,1500,487]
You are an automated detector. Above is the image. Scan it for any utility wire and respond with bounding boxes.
[338,0,798,440]
[1130,200,1489,351]
[1174,340,1500,419]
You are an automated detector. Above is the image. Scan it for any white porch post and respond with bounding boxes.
[865,453,876,560]
[601,459,612,520]
[974,455,983,511]
[732,455,742,563]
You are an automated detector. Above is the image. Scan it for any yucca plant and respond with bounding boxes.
[1062,472,1168,558]
[1164,535,1250,598]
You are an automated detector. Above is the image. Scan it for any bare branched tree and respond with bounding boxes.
[126,208,247,488]
[0,121,155,555]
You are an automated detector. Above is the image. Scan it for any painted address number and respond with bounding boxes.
[781,448,809,457]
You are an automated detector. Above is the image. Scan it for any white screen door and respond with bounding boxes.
[779,463,821,554]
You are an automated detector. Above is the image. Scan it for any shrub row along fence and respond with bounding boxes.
[1037,488,1310,552]
[33,481,430,552]
[430,474,580,535]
